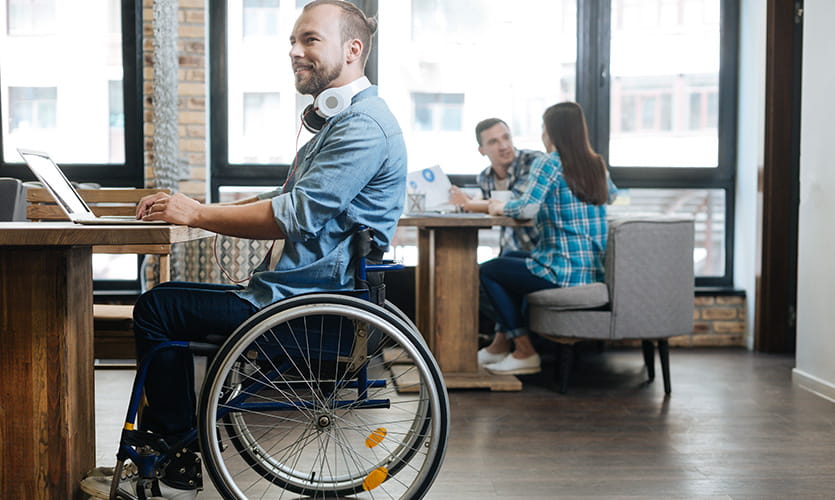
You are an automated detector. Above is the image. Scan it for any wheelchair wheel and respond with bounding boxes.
[198,293,449,499]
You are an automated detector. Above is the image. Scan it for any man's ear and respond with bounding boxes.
[346,39,362,63]
[478,145,486,156]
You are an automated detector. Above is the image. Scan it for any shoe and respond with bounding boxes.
[477,347,509,366]
[81,464,135,499]
[81,462,198,500]
[484,352,541,375]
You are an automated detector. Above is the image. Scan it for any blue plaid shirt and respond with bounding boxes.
[476,148,544,253]
[503,151,617,287]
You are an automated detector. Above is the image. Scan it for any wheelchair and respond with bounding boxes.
[104,228,450,499]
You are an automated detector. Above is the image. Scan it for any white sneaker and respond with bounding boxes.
[80,463,198,500]
[477,347,509,366]
[484,352,541,375]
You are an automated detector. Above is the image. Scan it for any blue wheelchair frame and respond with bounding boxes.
[110,228,404,497]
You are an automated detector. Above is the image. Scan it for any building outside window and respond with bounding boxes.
[243,0,279,39]
[7,86,55,132]
[412,92,464,132]
[7,0,55,36]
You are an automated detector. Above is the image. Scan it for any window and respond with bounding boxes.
[209,0,738,285]
[609,188,726,277]
[1,0,135,164]
[0,0,144,285]
[601,0,736,285]
[243,0,279,39]
[108,80,124,162]
[8,86,56,132]
[377,0,577,175]
[216,0,314,181]
[609,0,721,168]
[7,0,55,36]
[412,92,464,132]
[238,92,281,163]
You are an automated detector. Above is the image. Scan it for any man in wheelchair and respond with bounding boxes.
[82,1,407,498]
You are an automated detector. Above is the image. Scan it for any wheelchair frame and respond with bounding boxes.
[105,229,450,499]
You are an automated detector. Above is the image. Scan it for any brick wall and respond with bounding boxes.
[143,0,207,201]
[141,0,207,286]
[681,294,747,347]
[176,0,207,200]
[611,293,748,348]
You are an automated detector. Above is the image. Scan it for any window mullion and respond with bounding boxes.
[576,0,611,159]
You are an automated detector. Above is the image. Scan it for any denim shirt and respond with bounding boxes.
[235,86,407,308]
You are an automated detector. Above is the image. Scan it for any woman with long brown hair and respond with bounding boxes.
[478,102,617,375]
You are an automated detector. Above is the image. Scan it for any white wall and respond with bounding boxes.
[793,0,835,400]
[734,0,767,349]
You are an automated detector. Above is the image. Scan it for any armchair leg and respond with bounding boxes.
[658,339,671,394]
[641,340,655,382]
[558,343,573,394]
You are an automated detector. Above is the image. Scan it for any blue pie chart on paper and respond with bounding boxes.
[409,180,419,190]
[422,168,435,182]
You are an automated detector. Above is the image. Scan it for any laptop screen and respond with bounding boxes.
[18,149,93,219]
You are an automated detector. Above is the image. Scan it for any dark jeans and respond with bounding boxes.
[132,281,259,437]
[479,251,557,339]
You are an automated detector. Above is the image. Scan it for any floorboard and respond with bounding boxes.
[93,347,835,499]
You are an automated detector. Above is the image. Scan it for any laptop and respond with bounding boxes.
[18,148,167,225]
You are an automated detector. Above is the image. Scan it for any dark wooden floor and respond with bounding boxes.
[95,347,835,499]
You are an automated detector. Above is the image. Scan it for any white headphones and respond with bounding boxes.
[302,76,371,133]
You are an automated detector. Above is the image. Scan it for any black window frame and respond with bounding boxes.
[579,0,739,288]
[209,0,739,287]
[0,0,146,292]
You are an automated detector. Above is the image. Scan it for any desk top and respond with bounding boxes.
[0,222,213,246]
[398,214,531,228]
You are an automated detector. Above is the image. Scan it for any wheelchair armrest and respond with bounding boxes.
[366,261,404,273]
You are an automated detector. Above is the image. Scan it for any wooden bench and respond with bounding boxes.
[27,187,171,359]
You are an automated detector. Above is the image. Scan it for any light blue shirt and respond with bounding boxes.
[236,86,407,308]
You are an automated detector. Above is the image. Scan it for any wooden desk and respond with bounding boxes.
[398,214,529,391]
[0,222,212,499]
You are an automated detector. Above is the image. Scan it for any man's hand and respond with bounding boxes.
[136,192,283,239]
[487,199,506,216]
[137,192,202,226]
[448,186,471,207]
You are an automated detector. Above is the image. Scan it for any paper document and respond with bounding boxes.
[405,165,453,212]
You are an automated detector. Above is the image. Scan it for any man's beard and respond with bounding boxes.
[295,62,342,96]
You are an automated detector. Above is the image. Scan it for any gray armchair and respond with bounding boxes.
[527,216,695,394]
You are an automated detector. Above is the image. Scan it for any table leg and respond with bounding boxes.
[0,247,95,499]
[414,228,521,391]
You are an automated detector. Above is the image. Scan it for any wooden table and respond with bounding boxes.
[0,222,212,499]
[398,214,530,391]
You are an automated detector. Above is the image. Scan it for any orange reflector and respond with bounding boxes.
[363,466,389,491]
[365,427,387,448]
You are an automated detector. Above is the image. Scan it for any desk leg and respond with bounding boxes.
[0,247,95,500]
[414,228,521,391]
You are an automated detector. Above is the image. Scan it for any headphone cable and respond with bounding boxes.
[212,111,309,284]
